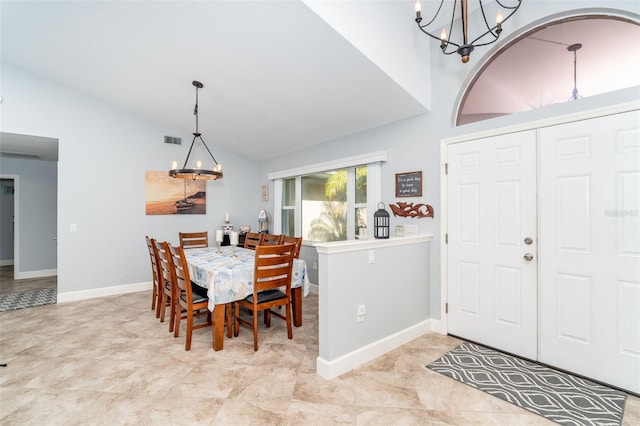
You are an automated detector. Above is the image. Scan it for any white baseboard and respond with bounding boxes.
[316,319,434,380]
[15,268,57,280]
[0,259,14,267]
[57,281,152,303]
[429,318,447,334]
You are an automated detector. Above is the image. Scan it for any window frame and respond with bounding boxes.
[268,151,386,243]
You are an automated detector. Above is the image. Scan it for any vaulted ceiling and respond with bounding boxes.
[0,1,429,161]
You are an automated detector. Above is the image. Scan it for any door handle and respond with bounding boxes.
[523,253,534,261]
[524,237,533,245]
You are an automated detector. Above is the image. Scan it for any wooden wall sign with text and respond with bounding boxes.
[395,171,422,197]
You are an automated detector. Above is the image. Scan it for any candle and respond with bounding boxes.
[215,229,223,243]
[230,231,239,246]
[225,212,230,222]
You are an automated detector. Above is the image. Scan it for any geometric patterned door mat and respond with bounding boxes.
[427,341,627,426]
[0,288,57,312]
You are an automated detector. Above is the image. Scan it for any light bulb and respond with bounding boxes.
[496,9,504,24]
[414,0,421,13]
[440,28,447,41]
[171,161,178,170]
[195,160,202,169]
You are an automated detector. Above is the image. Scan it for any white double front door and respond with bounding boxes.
[446,110,640,393]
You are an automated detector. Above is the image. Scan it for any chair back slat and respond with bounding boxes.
[243,232,264,250]
[280,235,302,258]
[179,231,209,249]
[146,236,160,288]
[260,233,283,246]
[253,243,295,293]
[167,243,193,302]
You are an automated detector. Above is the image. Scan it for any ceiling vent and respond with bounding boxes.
[0,151,41,159]
[164,136,182,145]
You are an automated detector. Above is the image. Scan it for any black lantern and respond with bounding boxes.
[374,202,390,239]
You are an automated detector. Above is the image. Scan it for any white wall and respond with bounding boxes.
[0,62,261,295]
[259,1,640,321]
[0,158,57,274]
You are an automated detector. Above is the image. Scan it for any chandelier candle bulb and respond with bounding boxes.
[414,0,421,18]
[196,160,202,169]
[171,161,178,170]
[215,229,223,243]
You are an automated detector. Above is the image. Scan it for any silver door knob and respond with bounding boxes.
[524,237,533,245]
[524,253,534,261]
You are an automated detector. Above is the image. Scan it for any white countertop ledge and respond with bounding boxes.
[314,234,434,255]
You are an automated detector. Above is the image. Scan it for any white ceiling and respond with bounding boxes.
[2,1,638,162]
[0,0,428,162]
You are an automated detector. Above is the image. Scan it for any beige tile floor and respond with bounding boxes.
[1,289,638,425]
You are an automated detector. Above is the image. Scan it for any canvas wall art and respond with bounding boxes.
[145,170,206,215]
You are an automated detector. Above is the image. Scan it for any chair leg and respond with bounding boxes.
[264,310,271,328]
[233,302,240,337]
[286,303,293,340]
[169,296,176,333]
[160,292,167,323]
[252,309,259,351]
[154,286,162,318]
[185,309,193,351]
[174,307,181,338]
[151,284,157,311]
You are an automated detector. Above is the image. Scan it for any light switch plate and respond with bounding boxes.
[405,224,418,236]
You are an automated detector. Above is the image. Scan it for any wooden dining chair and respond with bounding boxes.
[167,242,213,351]
[260,233,283,246]
[179,231,209,249]
[234,243,296,351]
[243,232,264,250]
[280,235,302,258]
[145,236,162,317]
[154,239,177,332]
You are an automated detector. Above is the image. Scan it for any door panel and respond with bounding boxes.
[539,110,640,393]
[447,130,538,359]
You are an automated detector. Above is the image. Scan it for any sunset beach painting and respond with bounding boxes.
[145,170,206,215]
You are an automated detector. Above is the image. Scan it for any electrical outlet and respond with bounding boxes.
[313,261,318,270]
[356,304,366,322]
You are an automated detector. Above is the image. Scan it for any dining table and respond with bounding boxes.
[184,245,310,351]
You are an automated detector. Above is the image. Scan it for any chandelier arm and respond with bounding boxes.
[416,24,461,49]
[495,0,521,11]
[196,135,220,166]
[421,0,446,28]
[469,2,521,46]
[477,0,499,40]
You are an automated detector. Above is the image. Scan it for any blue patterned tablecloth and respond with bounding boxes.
[184,245,310,312]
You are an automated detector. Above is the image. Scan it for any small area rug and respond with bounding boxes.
[0,288,57,312]
[427,341,627,426]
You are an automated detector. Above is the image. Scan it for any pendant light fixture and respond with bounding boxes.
[169,80,223,180]
[567,43,582,101]
[414,0,522,63]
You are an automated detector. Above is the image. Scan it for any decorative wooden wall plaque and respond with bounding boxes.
[389,202,434,218]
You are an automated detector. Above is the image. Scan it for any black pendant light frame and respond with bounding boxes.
[414,0,522,63]
[169,80,223,180]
